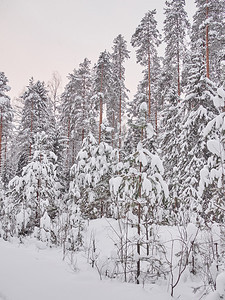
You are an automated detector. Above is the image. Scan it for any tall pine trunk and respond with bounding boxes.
[119,50,122,159]
[36,153,41,229]
[137,127,143,284]
[148,50,151,120]
[66,94,72,170]
[119,89,122,159]
[4,136,7,176]
[67,116,71,168]
[112,111,115,147]
[82,76,86,142]
[206,0,210,78]
[29,100,33,157]
[99,64,103,144]
[176,16,181,97]
[0,110,2,174]
[99,97,103,144]
[137,201,141,284]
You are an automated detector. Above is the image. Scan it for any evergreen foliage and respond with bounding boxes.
[131,10,161,128]
[0,72,13,183]
[192,0,225,83]
[8,132,59,239]
[17,79,53,174]
[163,0,190,99]
[175,49,218,224]
[1,3,224,297]
[70,131,119,219]
[112,35,130,148]
[199,86,225,222]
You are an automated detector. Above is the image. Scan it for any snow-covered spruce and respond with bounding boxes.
[7,132,59,241]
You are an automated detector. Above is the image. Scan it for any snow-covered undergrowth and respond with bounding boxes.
[0,219,170,300]
[1,218,224,300]
[0,241,161,300]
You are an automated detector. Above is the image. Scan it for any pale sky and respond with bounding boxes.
[0,0,196,104]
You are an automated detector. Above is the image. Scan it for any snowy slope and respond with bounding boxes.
[0,218,218,300]
[0,235,171,300]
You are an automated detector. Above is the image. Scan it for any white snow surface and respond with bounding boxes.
[207,139,222,156]
[109,176,123,195]
[146,123,154,139]
[216,271,225,297]
[139,101,147,112]
[0,232,171,300]
[0,218,211,300]
[205,272,225,300]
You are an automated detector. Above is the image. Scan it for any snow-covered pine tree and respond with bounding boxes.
[163,0,190,99]
[8,132,59,241]
[110,102,168,284]
[111,34,130,150]
[0,72,13,183]
[93,51,115,144]
[199,85,225,222]
[124,80,148,156]
[124,56,161,156]
[192,0,225,83]
[0,177,6,237]
[160,6,190,217]
[158,60,178,110]
[17,79,54,175]
[175,48,218,224]
[60,70,80,171]
[70,128,119,219]
[140,59,162,133]
[159,100,183,223]
[69,133,97,219]
[60,59,95,174]
[77,58,94,141]
[131,10,161,127]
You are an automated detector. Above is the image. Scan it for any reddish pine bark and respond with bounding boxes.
[67,116,71,167]
[99,97,103,144]
[82,128,85,142]
[155,101,158,135]
[29,100,34,157]
[112,111,115,147]
[72,140,75,166]
[0,111,2,173]
[119,92,122,160]
[137,127,143,284]
[206,0,210,78]
[4,136,7,172]
[176,17,181,97]
[137,202,141,284]
[148,50,151,119]
[36,154,41,227]
[99,64,103,144]
[137,172,141,284]
[82,76,86,142]
[119,50,122,159]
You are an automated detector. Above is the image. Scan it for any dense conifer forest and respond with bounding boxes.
[0,0,224,298]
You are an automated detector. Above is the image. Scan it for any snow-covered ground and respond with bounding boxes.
[0,218,220,300]
[0,238,169,300]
